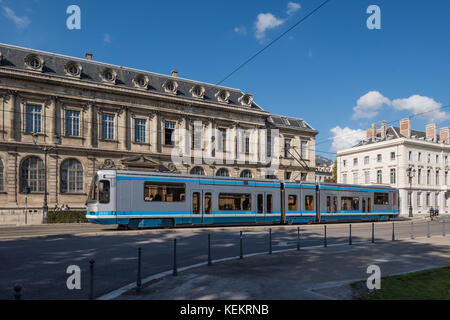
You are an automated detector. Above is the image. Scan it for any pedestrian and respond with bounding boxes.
[429,207,435,220]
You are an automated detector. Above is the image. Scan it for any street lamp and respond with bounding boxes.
[407,167,416,218]
[32,134,57,224]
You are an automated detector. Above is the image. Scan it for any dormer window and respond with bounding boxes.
[190,85,205,99]
[24,54,44,72]
[163,79,178,94]
[239,93,253,107]
[216,90,230,103]
[100,68,117,84]
[133,74,149,89]
[64,61,82,78]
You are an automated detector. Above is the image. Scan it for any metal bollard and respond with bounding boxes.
[240,231,243,259]
[392,222,395,241]
[269,229,272,254]
[136,247,142,293]
[208,234,212,266]
[324,225,327,247]
[349,224,352,245]
[173,239,178,276]
[372,223,375,244]
[411,222,414,240]
[14,285,22,300]
[89,260,95,300]
[297,227,300,251]
[427,221,431,238]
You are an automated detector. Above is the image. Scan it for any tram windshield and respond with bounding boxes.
[87,175,111,204]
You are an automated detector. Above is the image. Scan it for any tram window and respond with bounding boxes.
[368,197,372,213]
[219,194,251,211]
[257,194,263,214]
[362,198,367,213]
[193,192,200,214]
[374,193,389,205]
[98,180,110,204]
[341,197,359,211]
[204,193,212,214]
[144,182,185,202]
[326,196,331,213]
[333,197,338,213]
[267,194,273,214]
[305,195,314,211]
[288,195,298,211]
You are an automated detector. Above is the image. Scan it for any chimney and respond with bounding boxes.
[440,127,450,144]
[380,120,387,139]
[171,70,178,77]
[400,118,411,138]
[85,52,93,60]
[366,127,373,140]
[426,123,437,141]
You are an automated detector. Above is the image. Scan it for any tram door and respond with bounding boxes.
[192,190,202,224]
[257,193,273,222]
[202,191,213,224]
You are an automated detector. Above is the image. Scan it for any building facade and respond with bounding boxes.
[0,44,318,224]
[337,118,450,216]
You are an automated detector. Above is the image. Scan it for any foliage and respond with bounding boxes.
[47,211,88,224]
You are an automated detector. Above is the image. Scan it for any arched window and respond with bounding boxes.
[61,159,84,193]
[20,157,45,192]
[190,167,205,175]
[216,168,230,177]
[0,159,3,191]
[240,170,252,178]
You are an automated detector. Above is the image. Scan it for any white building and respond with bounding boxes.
[337,118,450,216]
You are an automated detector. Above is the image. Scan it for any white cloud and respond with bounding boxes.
[286,2,301,15]
[330,126,366,152]
[254,13,284,40]
[233,26,247,35]
[103,33,112,44]
[3,6,30,29]
[391,95,449,122]
[351,91,391,120]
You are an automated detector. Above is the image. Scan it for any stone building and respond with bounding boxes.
[337,118,450,216]
[0,43,318,224]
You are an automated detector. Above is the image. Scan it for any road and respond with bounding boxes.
[0,218,448,300]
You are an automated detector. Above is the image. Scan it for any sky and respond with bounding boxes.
[1,0,450,159]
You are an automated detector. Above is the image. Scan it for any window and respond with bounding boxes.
[436,155,439,164]
[288,195,298,211]
[333,196,338,213]
[65,110,80,136]
[192,192,200,214]
[204,193,212,214]
[436,171,440,185]
[218,128,227,153]
[144,182,185,202]
[435,193,439,207]
[266,131,272,157]
[284,138,292,158]
[343,174,347,184]
[341,197,359,211]
[364,171,370,184]
[301,141,307,159]
[164,121,176,145]
[285,172,292,180]
[390,152,396,161]
[364,156,369,165]
[374,193,389,205]
[0,159,3,191]
[418,169,422,185]
[368,197,371,213]
[353,173,358,184]
[417,192,422,207]
[390,169,396,184]
[216,168,229,177]
[445,171,448,185]
[377,154,382,163]
[98,180,110,204]
[134,118,146,143]
[326,196,331,213]
[190,167,205,175]
[26,105,42,133]
[426,193,430,206]
[427,169,431,185]
[427,154,431,163]
[445,156,448,165]
[257,194,263,214]
[409,151,412,161]
[343,160,347,168]
[267,194,273,214]
[305,195,314,211]
[240,170,252,178]
[191,123,202,150]
[353,158,358,166]
[101,114,115,140]
[20,157,44,192]
[362,198,366,213]
[219,193,251,211]
[60,159,83,193]
[418,152,422,162]
[377,170,382,184]
[242,134,250,154]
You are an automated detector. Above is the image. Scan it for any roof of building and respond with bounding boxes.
[0,43,265,110]
[267,114,317,133]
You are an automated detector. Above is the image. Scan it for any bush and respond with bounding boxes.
[47,211,88,224]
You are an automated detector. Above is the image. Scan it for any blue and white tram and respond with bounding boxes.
[86,170,399,229]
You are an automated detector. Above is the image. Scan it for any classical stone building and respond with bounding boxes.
[0,43,317,224]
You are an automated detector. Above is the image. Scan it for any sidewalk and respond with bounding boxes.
[117,236,450,300]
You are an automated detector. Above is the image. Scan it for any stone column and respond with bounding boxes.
[6,152,18,205]
[48,153,59,206]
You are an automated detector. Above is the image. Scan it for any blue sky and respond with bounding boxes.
[1,0,450,159]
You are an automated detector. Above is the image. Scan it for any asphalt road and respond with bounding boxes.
[0,218,448,300]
